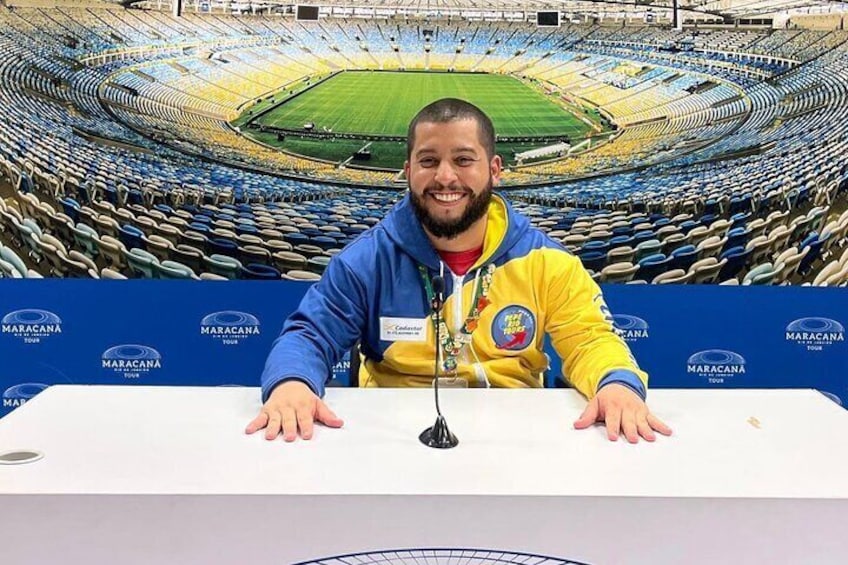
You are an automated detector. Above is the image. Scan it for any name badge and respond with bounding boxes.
[380,317,428,342]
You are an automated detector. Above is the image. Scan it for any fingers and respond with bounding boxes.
[573,397,600,430]
[296,403,314,440]
[316,400,344,428]
[248,387,344,442]
[605,407,621,442]
[265,410,282,441]
[281,406,298,442]
[636,411,656,442]
[648,413,673,436]
[621,410,638,444]
[245,411,268,435]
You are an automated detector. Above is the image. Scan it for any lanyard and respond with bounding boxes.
[418,263,495,375]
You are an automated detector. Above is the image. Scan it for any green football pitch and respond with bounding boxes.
[238,70,609,169]
[252,70,593,138]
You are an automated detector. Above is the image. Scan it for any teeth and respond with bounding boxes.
[431,193,463,203]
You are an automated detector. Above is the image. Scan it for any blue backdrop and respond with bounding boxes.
[1,280,845,417]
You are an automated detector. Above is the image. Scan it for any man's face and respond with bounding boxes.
[405,118,502,240]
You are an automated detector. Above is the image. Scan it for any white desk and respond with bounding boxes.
[1,385,846,565]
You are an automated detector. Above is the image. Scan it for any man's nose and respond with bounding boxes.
[434,160,459,186]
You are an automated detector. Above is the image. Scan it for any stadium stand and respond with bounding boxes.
[0,4,846,285]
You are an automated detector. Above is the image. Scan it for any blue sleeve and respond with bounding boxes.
[597,369,646,400]
[260,257,366,401]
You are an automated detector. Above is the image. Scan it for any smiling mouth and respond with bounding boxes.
[428,192,466,204]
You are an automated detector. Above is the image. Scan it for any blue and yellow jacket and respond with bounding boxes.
[261,193,646,401]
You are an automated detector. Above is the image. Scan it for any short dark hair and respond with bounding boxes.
[406,98,496,160]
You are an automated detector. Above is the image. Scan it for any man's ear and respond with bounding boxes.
[490,154,503,185]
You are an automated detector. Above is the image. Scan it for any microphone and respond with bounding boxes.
[419,274,459,449]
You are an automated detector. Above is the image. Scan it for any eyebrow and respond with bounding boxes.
[414,147,479,158]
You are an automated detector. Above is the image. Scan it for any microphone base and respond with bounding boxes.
[419,415,459,449]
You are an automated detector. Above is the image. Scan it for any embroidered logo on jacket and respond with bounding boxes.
[492,305,536,350]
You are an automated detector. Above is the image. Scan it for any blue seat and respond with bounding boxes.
[582,240,610,256]
[678,220,699,234]
[241,263,282,280]
[723,227,749,253]
[632,230,655,243]
[718,246,752,281]
[283,232,309,246]
[797,234,827,277]
[60,198,81,223]
[729,212,750,229]
[608,235,633,249]
[118,224,145,251]
[578,250,607,273]
[669,244,698,272]
[703,199,722,216]
[301,227,323,237]
[103,186,119,206]
[128,189,144,206]
[208,237,239,258]
[188,222,211,233]
[699,214,718,228]
[636,253,673,283]
[311,235,338,250]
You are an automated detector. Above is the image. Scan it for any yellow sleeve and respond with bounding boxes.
[542,251,648,398]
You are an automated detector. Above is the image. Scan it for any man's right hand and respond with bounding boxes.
[245,380,344,442]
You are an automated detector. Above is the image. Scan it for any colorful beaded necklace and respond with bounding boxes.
[419,263,496,376]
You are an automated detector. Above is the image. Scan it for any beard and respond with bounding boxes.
[410,178,493,240]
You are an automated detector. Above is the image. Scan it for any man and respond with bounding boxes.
[247,98,671,444]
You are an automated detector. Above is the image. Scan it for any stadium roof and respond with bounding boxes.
[121,0,848,21]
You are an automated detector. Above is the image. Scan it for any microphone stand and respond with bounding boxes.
[420,276,459,449]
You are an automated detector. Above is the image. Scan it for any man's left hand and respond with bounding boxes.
[573,383,672,443]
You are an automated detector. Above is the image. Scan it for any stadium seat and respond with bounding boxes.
[723,227,750,253]
[98,236,128,271]
[636,253,673,283]
[652,269,693,284]
[171,244,206,274]
[668,244,698,272]
[272,251,308,272]
[239,244,272,266]
[718,246,752,281]
[743,263,776,285]
[797,234,827,277]
[60,250,98,278]
[124,248,160,279]
[242,263,282,280]
[204,254,242,279]
[118,224,145,252]
[100,268,127,280]
[578,250,607,273]
[307,255,331,275]
[72,223,100,260]
[283,270,322,281]
[156,260,197,280]
[634,239,663,262]
[689,258,727,284]
[607,245,635,264]
[599,262,639,283]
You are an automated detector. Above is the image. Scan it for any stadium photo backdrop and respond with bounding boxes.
[0,3,846,416]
